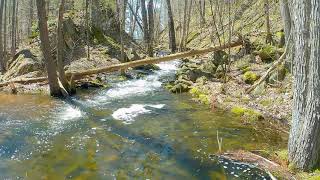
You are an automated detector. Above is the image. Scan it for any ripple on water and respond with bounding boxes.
[49,105,83,134]
[112,104,166,124]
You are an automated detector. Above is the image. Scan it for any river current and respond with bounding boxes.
[0,61,286,179]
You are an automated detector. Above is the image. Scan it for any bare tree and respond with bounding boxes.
[147,0,154,57]
[11,0,17,56]
[264,0,272,44]
[166,0,176,52]
[36,0,64,97]
[0,0,5,72]
[57,0,70,93]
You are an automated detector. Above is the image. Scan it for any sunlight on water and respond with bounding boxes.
[59,106,83,121]
[112,104,166,124]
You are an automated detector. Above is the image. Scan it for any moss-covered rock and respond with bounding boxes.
[243,71,259,84]
[257,44,278,62]
[3,49,44,80]
[170,83,190,93]
[208,50,228,67]
[190,86,210,105]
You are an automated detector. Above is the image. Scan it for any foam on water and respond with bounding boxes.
[59,106,82,121]
[106,77,162,99]
[91,61,179,103]
[49,105,83,133]
[112,104,165,124]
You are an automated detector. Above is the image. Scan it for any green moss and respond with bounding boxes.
[276,31,285,39]
[189,87,209,105]
[165,83,174,90]
[231,107,246,116]
[198,94,210,105]
[231,106,263,122]
[190,87,202,97]
[243,71,259,84]
[245,109,263,122]
[241,66,251,73]
[275,149,288,162]
[258,44,277,61]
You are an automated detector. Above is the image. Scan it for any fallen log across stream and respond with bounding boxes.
[0,39,243,88]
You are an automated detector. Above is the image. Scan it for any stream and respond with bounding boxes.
[0,60,287,179]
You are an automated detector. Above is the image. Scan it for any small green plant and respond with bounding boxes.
[243,71,259,84]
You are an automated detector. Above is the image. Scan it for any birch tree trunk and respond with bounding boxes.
[288,0,320,171]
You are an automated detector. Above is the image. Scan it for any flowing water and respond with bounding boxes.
[0,61,287,179]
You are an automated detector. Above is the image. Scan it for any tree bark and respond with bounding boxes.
[28,0,35,37]
[280,0,293,72]
[10,0,16,56]
[264,0,272,44]
[147,0,154,57]
[179,0,188,51]
[36,0,63,97]
[288,0,320,171]
[85,0,90,61]
[140,0,149,52]
[0,0,5,72]
[57,0,70,92]
[166,0,176,53]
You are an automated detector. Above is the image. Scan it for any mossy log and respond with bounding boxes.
[0,39,243,88]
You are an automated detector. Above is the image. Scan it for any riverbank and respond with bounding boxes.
[167,53,292,126]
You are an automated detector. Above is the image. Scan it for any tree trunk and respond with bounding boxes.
[28,0,35,37]
[166,0,176,53]
[140,0,149,54]
[36,0,63,97]
[179,0,188,51]
[288,0,320,171]
[0,0,5,73]
[264,0,272,44]
[57,0,70,92]
[199,0,205,27]
[3,0,7,60]
[280,0,293,72]
[147,0,154,57]
[85,0,90,61]
[10,0,16,56]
